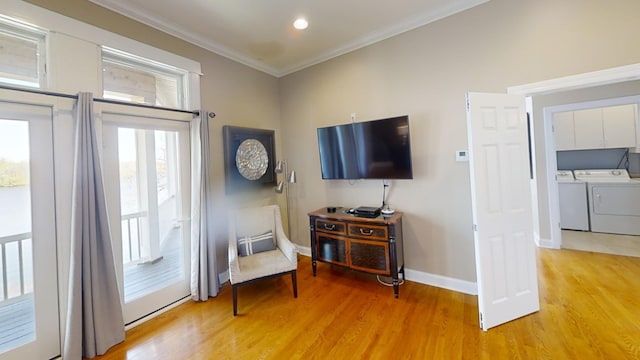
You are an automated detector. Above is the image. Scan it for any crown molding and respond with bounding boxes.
[89,0,280,76]
[278,0,490,77]
[90,0,489,78]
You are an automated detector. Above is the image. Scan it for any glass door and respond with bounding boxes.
[101,108,191,324]
[0,101,59,359]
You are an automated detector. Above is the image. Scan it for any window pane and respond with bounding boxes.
[0,119,35,352]
[118,128,139,215]
[0,120,30,236]
[0,17,46,88]
[103,62,157,105]
[102,48,185,109]
[116,127,184,303]
[155,131,168,203]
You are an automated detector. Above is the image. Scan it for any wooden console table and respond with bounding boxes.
[308,207,405,298]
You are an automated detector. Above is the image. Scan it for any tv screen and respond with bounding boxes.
[317,123,359,179]
[317,115,413,180]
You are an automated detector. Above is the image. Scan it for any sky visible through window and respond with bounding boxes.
[0,119,29,162]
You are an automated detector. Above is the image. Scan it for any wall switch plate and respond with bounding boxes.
[456,150,469,162]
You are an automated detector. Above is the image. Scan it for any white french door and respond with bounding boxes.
[100,106,191,324]
[466,92,540,331]
[0,100,59,359]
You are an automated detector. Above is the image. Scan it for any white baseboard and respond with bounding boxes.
[404,268,478,295]
[124,296,191,330]
[296,245,311,257]
[296,249,477,295]
[218,269,229,285]
[537,237,555,249]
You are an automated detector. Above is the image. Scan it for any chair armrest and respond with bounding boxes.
[275,225,297,264]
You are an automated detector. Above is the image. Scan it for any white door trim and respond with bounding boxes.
[508,63,640,97]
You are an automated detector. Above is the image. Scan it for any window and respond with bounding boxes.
[0,15,47,88]
[102,47,188,109]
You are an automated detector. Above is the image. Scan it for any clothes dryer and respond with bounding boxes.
[574,169,640,235]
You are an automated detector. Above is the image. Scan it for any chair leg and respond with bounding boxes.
[291,270,298,298]
[232,284,238,316]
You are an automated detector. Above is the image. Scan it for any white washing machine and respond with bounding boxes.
[574,169,640,235]
[557,170,589,231]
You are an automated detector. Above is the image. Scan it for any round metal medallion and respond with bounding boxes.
[235,139,269,180]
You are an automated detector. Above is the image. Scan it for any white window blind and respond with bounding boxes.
[102,47,187,109]
[0,15,46,88]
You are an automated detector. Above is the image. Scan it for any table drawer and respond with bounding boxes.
[348,223,387,240]
[315,219,346,235]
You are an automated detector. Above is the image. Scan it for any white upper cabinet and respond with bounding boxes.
[553,104,637,151]
[553,111,575,151]
[602,104,637,148]
[574,107,606,149]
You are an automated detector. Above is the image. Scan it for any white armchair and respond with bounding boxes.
[228,204,298,316]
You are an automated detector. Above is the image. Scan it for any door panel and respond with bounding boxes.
[0,101,59,359]
[466,92,539,331]
[100,106,191,324]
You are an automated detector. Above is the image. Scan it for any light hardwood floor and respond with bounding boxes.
[562,230,640,258]
[95,251,640,359]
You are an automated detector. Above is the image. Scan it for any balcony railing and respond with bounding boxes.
[0,233,36,352]
[122,211,146,264]
[0,232,32,301]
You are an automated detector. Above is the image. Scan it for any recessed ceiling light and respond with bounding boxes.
[293,18,308,30]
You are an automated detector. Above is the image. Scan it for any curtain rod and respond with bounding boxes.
[0,83,204,117]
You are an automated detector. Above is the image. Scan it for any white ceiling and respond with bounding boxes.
[90,0,489,77]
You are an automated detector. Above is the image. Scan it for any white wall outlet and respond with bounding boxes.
[456,150,469,162]
[351,113,356,121]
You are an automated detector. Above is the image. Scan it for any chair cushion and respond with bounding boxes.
[238,231,276,257]
[232,249,296,284]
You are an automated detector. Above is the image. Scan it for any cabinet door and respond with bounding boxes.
[602,104,637,148]
[349,239,390,275]
[553,111,575,150]
[316,233,348,266]
[574,108,603,149]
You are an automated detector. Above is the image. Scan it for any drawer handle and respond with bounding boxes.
[323,224,336,231]
[359,228,374,236]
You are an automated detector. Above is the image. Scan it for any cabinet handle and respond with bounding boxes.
[359,228,374,236]
[323,224,336,230]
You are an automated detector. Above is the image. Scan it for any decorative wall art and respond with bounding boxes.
[223,125,276,194]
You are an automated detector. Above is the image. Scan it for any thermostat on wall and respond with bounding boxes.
[456,150,469,162]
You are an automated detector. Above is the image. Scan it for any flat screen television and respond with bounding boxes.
[317,115,413,180]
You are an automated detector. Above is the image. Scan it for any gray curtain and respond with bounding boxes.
[64,92,125,359]
[190,110,219,300]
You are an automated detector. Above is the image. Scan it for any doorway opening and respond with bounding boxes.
[508,63,640,256]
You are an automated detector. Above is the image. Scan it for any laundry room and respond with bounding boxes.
[533,80,640,258]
